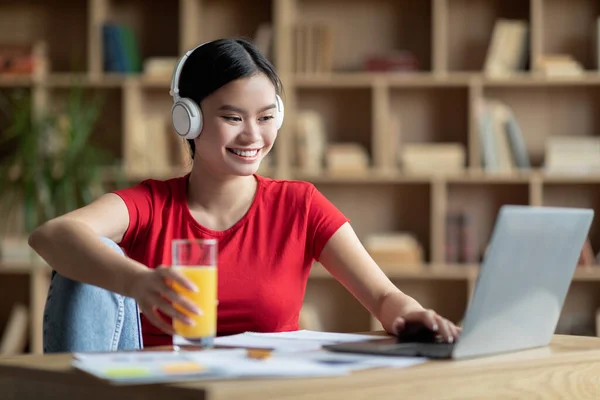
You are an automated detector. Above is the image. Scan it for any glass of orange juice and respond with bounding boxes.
[171,238,218,348]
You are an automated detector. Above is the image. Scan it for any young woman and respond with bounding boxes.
[29,38,460,350]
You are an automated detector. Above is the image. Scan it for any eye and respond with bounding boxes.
[259,115,274,122]
[222,116,242,122]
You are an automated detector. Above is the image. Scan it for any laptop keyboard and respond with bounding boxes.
[388,342,455,358]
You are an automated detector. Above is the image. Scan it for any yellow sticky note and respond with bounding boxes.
[103,367,150,378]
[162,362,205,374]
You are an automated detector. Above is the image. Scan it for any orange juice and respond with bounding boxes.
[172,266,217,338]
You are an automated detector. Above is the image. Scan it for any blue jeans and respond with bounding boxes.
[43,237,143,353]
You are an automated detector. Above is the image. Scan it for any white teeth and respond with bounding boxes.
[231,149,258,157]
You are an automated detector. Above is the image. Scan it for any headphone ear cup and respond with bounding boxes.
[171,97,203,140]
[275,94,284,130]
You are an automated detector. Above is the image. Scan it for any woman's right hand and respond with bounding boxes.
[128,266,202,335]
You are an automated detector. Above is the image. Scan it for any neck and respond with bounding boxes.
[186,164,257,215]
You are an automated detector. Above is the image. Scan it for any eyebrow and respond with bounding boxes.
[218,104,276,114]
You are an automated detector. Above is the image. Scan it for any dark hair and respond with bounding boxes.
[177,38,283,159]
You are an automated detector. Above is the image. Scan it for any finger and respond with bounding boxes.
[159,267,199,293]
[444,318,461,342]
[392,317,405,335]
[152,294,197,326]
[454,325,462,338]
[148,270,201,316]
[436,316,453,343]
[160,286,203,316]
[422,309,439,332]
[449,321,461,339]
[145,306,176,335]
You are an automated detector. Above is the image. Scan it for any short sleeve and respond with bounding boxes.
[306,185,350,261]
[112,181,154,249]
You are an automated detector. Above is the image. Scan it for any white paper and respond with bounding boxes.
[278,349,428,372]
[72,348,346,385]
[212,330,382,353]
[185,349,347,379]
[72,350,230,385]
[72,331,425,385]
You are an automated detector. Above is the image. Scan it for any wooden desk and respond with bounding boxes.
[1,334,600,400]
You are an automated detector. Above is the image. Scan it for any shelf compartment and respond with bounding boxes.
[314,182,432,263]
[447,182,530,262]
[303,278,371,333]
[122,86,191,179]
[0,274,30,350]
[0,88,32,161]
[541,0,600,70]
[390,86,470,171]
[296,0,432,73]
[0,0,88,73]
[198,0,273,45]
[556,281,600,336]
[106,0,180,67]
[48,87,124,163]
[295,87,372,171]
[481,85,600,169]
[542,183,600,256]
[393,279,470,324]
[446,0,530,72]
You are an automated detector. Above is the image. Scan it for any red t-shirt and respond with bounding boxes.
[113,174,348,347]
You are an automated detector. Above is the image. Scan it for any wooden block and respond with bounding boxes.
[400,143,465,174]
[0,303,28,355]
[365,232,424,266]
[326,143,370,173]
[545,136,600,173]
[295,110,326,173]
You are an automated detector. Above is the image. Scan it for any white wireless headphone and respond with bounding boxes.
[170,43,285,140]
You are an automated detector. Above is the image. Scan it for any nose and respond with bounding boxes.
[241,120,261,141]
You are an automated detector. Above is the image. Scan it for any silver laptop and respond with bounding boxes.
[324,205,594,360]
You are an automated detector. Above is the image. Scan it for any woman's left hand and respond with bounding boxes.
[392,308,461,343]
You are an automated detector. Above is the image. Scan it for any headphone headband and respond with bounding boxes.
[170,43,206,101]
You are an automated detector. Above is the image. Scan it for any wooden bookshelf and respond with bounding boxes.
[2,0,600,352]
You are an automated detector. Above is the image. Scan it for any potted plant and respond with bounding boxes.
[0,86,119,262]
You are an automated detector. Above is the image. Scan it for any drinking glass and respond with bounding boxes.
[171,238,218,348]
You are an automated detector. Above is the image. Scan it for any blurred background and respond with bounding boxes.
[1,0,600,355]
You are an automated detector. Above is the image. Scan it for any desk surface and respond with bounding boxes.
[1,334,600,400]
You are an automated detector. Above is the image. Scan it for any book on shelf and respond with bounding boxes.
[363,50,419,72]
[483,19,529,77]
[446,211,478,264]
[102,22,142,74]
[476,98,531,173]
[294,21,334,75]
[0,41,47,77]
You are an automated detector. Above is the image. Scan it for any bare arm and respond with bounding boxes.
[319,222,459,341]
[28,193,148,297]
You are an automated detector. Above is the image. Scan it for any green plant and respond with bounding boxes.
[0,86,116,235]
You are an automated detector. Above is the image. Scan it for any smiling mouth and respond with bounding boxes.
[227,148,260,158]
